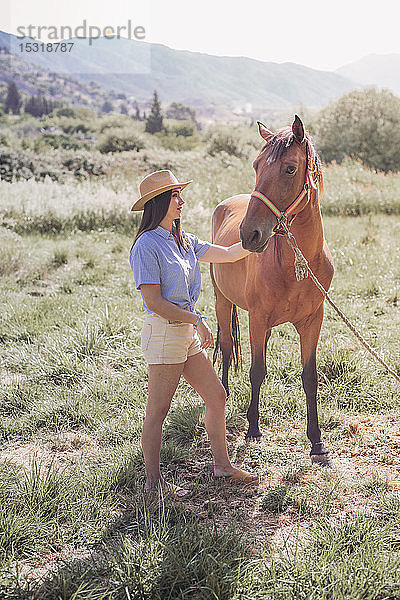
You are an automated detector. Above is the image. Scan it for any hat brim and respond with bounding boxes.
[130,180,192,212]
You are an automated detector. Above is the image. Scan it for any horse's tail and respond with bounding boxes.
[231,304,242,373]
[212,324,221,367]
[213,305,242,372]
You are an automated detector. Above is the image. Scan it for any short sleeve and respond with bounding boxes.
[186,233,211,259]
[129,239,160,289]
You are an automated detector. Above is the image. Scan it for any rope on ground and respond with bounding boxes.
[283,224,400,384]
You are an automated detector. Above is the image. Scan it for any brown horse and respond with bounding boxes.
[211,115,334,463]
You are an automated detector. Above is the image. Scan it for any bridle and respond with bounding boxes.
[250,141,319,235]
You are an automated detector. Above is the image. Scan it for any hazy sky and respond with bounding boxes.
[3,0,400,71]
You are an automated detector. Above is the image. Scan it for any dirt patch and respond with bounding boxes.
[0,430,98,469]
[170,416,400,550]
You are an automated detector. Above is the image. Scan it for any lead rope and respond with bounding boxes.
[282,222,400,384]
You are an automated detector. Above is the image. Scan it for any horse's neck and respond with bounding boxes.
[288,198,324,259]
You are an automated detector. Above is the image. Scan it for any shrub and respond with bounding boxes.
[313,88,400,172]
[166,101,197,123]
[207,132,243,158]
[0,149,106,182]
[61,151,105,178]
[59,120,93,135]
[0,149,61,182]
[97,130,145,154]
[41,133,82,151]
[56,107,76,118]
[156,128,199,151]
[168,120,196,137]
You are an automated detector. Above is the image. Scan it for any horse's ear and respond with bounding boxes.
[292,115,305,143]
[257,121,273,142]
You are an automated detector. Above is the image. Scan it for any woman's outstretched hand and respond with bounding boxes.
[196,320,214,350]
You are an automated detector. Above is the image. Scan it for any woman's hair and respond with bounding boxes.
[131,189,189,253]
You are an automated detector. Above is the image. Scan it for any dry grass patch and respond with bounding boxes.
[0,430,98,470]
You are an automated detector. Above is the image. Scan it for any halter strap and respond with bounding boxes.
[251,183,309,221]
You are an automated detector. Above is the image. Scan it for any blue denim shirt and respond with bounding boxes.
[130,226,210,313]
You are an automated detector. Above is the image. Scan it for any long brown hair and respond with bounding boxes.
[131,189,189,253]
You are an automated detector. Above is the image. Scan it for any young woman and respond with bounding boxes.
[130,169,258,498]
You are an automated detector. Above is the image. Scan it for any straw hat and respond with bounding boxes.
[130,170,192,212]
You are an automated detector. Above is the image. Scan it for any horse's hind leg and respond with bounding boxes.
[214,287,234,398]
[247,314,270,441]
[294,304,330,465]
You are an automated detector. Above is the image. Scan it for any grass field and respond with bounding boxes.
[1,149,400,599]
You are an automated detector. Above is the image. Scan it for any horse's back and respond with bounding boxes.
[212,194,251,245]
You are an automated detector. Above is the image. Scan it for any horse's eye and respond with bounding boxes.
[286,165,297,174]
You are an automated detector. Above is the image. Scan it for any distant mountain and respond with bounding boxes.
[0,31,125,112]
[0,29,357,111]
[337,54,400,96]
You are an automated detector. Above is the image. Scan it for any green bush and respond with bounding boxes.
[97,129,145,154]
[168,120,196,137]
[0,150,61,182]
[59,120,93,135]
[41,133,82,151]
[61,151,105,178]
[0,149,106,182]
[156,130,199,151]
[56,107,76,118]
[166,101,197,123]
[207,132,243,158]
[314,88,400,172]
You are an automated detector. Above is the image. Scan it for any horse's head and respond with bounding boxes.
[240,115,320,253]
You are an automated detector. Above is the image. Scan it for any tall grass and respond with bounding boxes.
[2,153,400,238]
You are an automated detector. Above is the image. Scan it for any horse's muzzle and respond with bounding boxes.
[240,224,273,253]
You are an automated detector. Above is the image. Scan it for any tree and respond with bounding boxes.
[132,102,141,121]
[5,81,22,115]
[145,90,163,134]
[101,101,113,114]
[314,88,400,172]
[166,101,197,122]
[25,95,55,117]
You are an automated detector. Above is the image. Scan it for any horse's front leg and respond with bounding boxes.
[246,315,270,441]
[294,305,330,465]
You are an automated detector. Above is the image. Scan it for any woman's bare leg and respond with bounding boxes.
[183,350,241,476]
[142,362,184,488]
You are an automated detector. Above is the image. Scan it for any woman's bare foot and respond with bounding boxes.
[214,465,259,483]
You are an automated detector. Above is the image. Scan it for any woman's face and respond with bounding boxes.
[166,188,185,221]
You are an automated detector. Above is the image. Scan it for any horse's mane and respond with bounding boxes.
[260,127,324,195]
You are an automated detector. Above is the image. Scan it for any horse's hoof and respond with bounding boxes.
[245,431,262,443]
[311,453,333,468]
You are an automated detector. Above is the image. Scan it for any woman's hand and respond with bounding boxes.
[196,320,214,350]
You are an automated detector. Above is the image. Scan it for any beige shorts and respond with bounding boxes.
[140,314,203,364]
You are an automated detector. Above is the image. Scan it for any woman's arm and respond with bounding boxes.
[199,242,251,263]
[140,284,199,323]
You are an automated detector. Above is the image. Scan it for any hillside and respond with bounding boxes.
[1,29,357,111]
[0,31,131,113]
[336,54,400,96]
